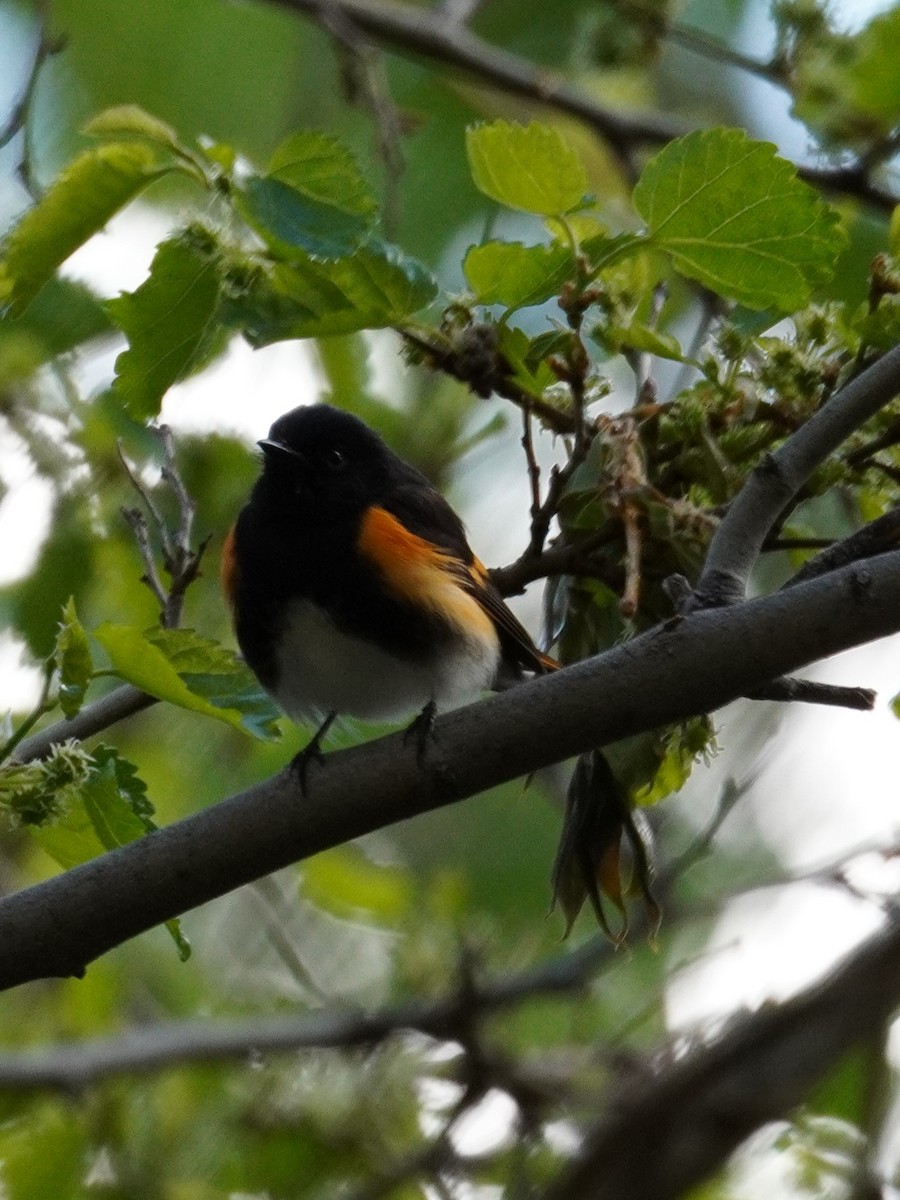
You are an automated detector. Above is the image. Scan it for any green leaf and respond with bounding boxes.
[494,322,557,394]
[93,624,281,739]
[84,104,184,152]
[268,130,377,218]
[54,598,93,719]
[0,1103,86,1199]
[846,10,900,124]
[0,277,115,360]
[81,759,150,850]
[633,128,845,310]
[0,142,176,315]
[24,744,191,959]
[302,846,413,926]
[231,241,437,345]
[107,230,224,420]
[463,241,574,308]
[236,176,371,260]
[594,320,689,363]
[466,120,588,216]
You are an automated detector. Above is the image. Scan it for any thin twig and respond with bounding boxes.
[665,22,786,85]
[784,505,900,590]
[0,659,56,765]
[261,0,898,211]
[266,0,687,173]
[521,407,542,519]
[118,429,209,629]
[746,678,876,711]
[311,0,406,236]
[620,500,642,618]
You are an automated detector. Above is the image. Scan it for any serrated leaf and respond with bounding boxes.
[466,121,588,216]
[236,176,371,260]
[231,241,437,345]
[464,240,574,308]
[268,130,377,218]
[54,598,93,718]
[0,142,177,315]
[633,128,845,310]
[93,624,281,739]
[107,231,224,419]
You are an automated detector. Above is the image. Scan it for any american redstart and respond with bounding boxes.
[222,404,557,763]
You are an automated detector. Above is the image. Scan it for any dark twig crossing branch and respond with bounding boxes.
[690,344,900,609]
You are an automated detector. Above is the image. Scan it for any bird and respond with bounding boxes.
[222,403,557,774]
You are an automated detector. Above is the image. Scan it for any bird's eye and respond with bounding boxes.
[324,447,347,471]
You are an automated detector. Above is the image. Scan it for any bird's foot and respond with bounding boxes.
[290,710,337,794]
[404,700,437,767]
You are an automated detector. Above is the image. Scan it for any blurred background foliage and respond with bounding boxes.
[0,0,899,1196]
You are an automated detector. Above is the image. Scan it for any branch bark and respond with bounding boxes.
[262,0,897,211]
[0,935,616,1089]
[543,909,900,1200]
[1,551,899,993]
[692,344,900,607]
[266,0,686,161]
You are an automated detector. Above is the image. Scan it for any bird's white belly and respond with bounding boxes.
[270,599,500,723]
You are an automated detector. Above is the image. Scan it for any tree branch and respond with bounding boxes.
[264,0,686,163]
[0,935,616,1089]
[260,0,897,211]
[542,908,900,1200]
[0,551,899,992]
[691,345,900,608]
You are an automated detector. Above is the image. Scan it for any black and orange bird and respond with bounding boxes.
[222,403,556,760]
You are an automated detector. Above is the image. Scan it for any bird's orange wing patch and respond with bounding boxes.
[358,506,497,644]
[469,556,559,673]
[221,524,239,613]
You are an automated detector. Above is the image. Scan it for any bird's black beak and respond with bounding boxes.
[257,438,306,464]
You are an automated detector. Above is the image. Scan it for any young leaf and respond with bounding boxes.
[633,128,845,310]
[466,121,588,216]
[55,598,93,719]
[84,105,186,155]
[93,623,281,739]
[593,321,689,364]
[107,230,224,420]
[230,241,437,345]
[463,241,574,308]
[0,142,177,315]
[236,131,377,260]
[268,130,378,219]
[236,177,372,260]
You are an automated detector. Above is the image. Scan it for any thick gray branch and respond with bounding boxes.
[693,345,900,607]
[0,552,898,993]
[544,909,900,1200]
